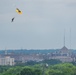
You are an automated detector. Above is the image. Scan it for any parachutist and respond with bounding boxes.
[11,8,22,22]
[11,17,15,22]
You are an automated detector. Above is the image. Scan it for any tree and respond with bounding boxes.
[34,69,42,75]
[47,69,62,75]
[20,67,34,75]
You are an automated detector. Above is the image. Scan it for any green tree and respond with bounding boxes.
[20,67,34,75]
[1,66,22,75]
[34,69,42,75]
[47,63,76,75]
[47,69,62,75]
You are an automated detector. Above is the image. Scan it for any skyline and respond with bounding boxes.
[0,0,76,49]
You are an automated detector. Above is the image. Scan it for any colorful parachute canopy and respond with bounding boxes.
[16,8,22,14]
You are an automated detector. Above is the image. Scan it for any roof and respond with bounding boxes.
[60,46,69,53]
[61,46,68,51]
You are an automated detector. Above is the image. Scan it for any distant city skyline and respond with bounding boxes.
[0,0,76,49]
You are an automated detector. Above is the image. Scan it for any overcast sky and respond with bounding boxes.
[0,0,76,50]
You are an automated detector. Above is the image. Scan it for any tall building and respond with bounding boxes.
[0,56,15,66]
[50,30,73,62]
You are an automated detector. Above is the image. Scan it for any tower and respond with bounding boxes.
[64,29,65,47]
[70,28,71,50]
[5,48,7,55]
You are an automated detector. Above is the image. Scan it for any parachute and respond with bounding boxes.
[10,1,23,22]
[16,8,22,14]
[11,8,22,22]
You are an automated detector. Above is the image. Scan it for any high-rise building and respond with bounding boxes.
[0,56,15,66]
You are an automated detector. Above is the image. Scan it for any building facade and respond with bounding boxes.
[50,46,73,62]
[0,56,15,66]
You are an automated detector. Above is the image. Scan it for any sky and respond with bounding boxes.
[0,0,76,50]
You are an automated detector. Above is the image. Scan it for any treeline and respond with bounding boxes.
[0,63,76,75]
[15,59,62,66]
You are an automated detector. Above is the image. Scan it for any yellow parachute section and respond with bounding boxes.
[16,8,22,14]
